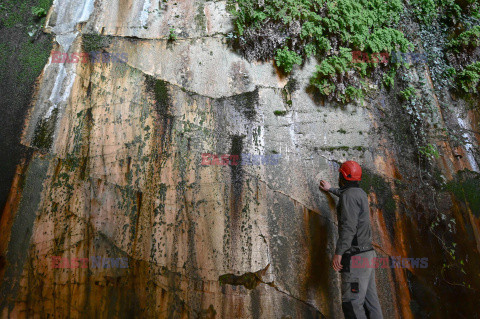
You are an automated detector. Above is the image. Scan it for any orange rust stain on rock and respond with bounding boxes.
[271,60,288,86]
[392,266,413,319]
[452,193,480,253]
[221,293,248,319]
[391,200,418,317]
[0,159,30,281]
[450,200,469,237]
[452,146,474,171]
[468,110,480,141]
[448,199,480,283]
[438,141,456,180]
[436,136,479,180]
[369,191,413,319]
[367,109,381,130]
[435,135,477,177]
[302,206,331,303]
[389,207,433,319]
[373,151,401,180]
[204,4,212,35]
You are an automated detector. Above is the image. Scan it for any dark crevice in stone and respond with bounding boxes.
[219,264,271,290]
[227,135,245,267]
[220,263,327,318]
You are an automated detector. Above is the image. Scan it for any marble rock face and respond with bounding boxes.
[1,0,479,318]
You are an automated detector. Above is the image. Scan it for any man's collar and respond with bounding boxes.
[340,181,360,190]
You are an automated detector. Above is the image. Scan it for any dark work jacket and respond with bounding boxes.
[329,185,372,255]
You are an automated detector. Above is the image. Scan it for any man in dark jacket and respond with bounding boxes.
[319,161,383,319]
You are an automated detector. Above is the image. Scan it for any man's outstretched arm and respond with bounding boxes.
[319,180,341,197]
[328,187,342,197]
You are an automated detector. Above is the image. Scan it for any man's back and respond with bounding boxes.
[338,187,372,254]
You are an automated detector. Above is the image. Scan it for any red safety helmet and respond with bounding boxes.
[339,161,362,181]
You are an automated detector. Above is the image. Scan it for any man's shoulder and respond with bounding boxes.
[341,187,368,199]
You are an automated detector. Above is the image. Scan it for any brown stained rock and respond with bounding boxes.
[197,304,217,319]
[204,4,212,35]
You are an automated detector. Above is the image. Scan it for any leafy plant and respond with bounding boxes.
[410,0,462,25]
[383,68,396,88]
[344,86,365,103]
[311,78,336,96]
[310,47,366,101]
[168,27,177,41]
[419,143,440,159]
[31,6,47,18]
[274,46,302,73]
[448,26,480,52]
[273,110,287,116]
[399,86,417,101]
[411,0,437,24]
[443,66,457,79]
[456,62,480,94]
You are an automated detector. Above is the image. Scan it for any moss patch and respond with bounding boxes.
[145,75,171,116]
[361,170,396,214]
[82,34,113,53]
[0,0,52,28]
[361,169,397,238]
[33,110,58,151]
[445,169,480,217]
[455,62,480,94]
[0,0,54,208]
[221,88,259,121]
[448,25,480,52]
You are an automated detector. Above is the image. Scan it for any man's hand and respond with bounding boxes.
[332,254,343,272]
[319,180,331,192]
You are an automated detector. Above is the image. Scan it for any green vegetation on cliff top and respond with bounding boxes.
[227,0,480,103]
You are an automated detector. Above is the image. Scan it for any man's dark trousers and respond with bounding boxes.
[341,250,383,319]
